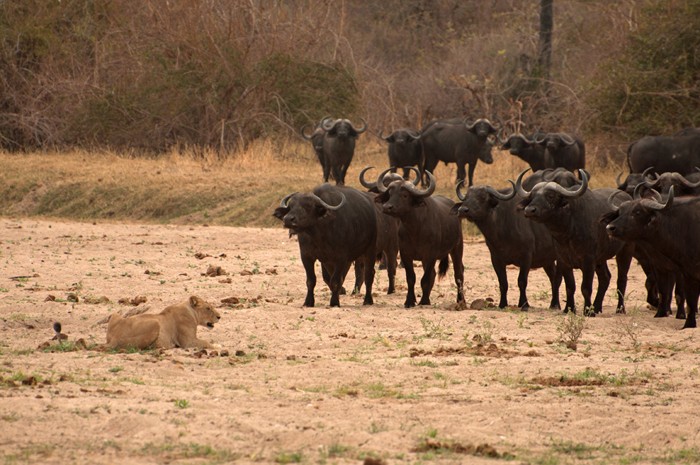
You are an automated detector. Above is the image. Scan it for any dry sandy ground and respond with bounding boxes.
[0,218,699,465]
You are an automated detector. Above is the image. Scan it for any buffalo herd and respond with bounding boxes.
[277,119,700,329]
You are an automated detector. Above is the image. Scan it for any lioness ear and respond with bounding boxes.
[189,295,200,307]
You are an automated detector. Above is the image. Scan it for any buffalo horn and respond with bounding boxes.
[560,133,576,145]
[300,125,313,140]
[375,167,394,193]
[407,129,421,140]
[321,118,337,131]
[486,182,516,201]
[607,190,628,211]
[404,170,436,198]
[644,186,674,211]
[280,192,297,208]
[455,179,467,201]
[514,168,533,197]
[351,118,368,134]
[546,169,588,198]
[674,172,700,189]
[359,166,378,190]
[312,192,346,211]
[404,166,421,185]
[378,129,391,141]
[615,172,624,189]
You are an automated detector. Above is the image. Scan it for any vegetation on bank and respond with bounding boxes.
[0,141,624,228]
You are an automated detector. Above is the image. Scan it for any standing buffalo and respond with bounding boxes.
[273,184,377,307]
[379,128,423,180]
[420,118,498,186]
[302,118,367,185]
[374,170,465,308]
[605,187,700,328]
[451,180,571,310]
[534,132,586,171]
[301,116,332,169]
[627,131,700,175]
[515,169,633,314]
[500,133,549,171]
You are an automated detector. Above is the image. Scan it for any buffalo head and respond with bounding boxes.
[451,180,516,221]
[321,118,368,139]
[535,132,577,152]
[515,168,589,221]
[379,128,420,145]
[605,187,674,241]
[359,166,418,193]
[273,191,346,231]
[374,169,436,216]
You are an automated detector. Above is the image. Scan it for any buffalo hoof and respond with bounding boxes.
[682,319,697,329]
[387,288,395,295]
[303,298,315,307]
[520,304,530,312]
[654,309,670,318]
[616,307,626,315]
[404,302,416,308]
[583,307,596,317]
[550,303,561,311]
[418,298,431,306]
[363,296,374,306]
[676,310,687,320]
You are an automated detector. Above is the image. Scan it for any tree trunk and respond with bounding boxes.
[538,0,553,83]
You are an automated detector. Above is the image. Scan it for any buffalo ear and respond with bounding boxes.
[599,211,619,226]
[516,199,529,212]
[449,203,461,216]
[315,204,328,217]
[386,135,396,143]
[501,140,511,150]
[272,207,289,220]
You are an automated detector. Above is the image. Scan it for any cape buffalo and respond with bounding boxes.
[515,169,633,314]
[500,133,549,171]
[380,128,423,180]
[374,170,465,308]
[627,131,700,175]
[451,180,572,310]
[420,118,498,186]
[273,184,377,307]
[605,187,700,328]
[303,118,367,185]
[534,132,586,171]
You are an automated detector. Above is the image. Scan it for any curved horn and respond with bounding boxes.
[350,118,368,134]
[534,133,548,144]
[359,166,377,190]
[378,129,391,141]
[312,192,346,211]
[560,133,576,145]
[455,179,467,201]
[514,168,532,197]
[404,170,436,198]
[642,166,657,180]
[321,118,337,131]
[375,167,394,193]
[405,166,421,185]
[300,125,313,140]
[546,169,588,198]
[407,129,421,141]
[644,186,674,211]
[485,181,516,201]
[674,172,700,189]
[615,172,624,189]
[280,192,297,208]
[607,190,627,211]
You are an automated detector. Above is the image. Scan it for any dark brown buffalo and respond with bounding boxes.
[273,184,377,307]
[605,187,700,328]
[516,169,633,314]
[374,170,465,308]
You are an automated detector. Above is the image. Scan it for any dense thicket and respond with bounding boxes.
[0,0,696,153]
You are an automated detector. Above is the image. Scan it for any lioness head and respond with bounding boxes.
[189,295,221,329]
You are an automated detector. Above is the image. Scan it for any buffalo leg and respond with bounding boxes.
[451,244,465,304]
[418,260,437,306]
[654,272,674,318]
[362,254,375,306]
[614,245,633,313]
[403,255,417,308]
[322,162,331,183]
[681,276,698,329]
[491,257,509,308]
[517,265,531,310]
[352,261,363,295]
[328,262,351,307]
[385,251,397,295]
[675,273,686,320]
[302,256,317,307]
[562,266,576,313]
[580,264,597,315]
[592,263,611,314]
[544,263,562,310]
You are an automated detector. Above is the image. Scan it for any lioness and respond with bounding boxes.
[105,295,221,350]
